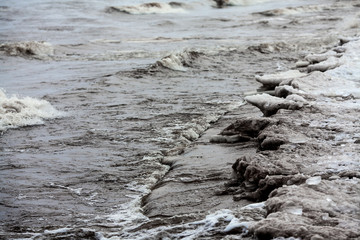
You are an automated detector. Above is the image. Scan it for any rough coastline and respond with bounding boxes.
[222,39,360,239]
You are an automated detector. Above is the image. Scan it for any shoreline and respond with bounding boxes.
[139,28,360,240]
[140,38,360,239]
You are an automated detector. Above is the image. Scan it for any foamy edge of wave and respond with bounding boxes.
[0,89,64,131]
[106,2,187,15]
[105,208,253,240]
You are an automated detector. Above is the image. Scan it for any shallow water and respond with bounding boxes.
[1,0,359,239]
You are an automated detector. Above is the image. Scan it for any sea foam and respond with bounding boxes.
[0,89,63,132]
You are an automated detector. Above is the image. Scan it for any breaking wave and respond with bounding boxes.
[155,50,202,71]
[106,2,188,15]
[0,89,63,132]
[0,41,54,58]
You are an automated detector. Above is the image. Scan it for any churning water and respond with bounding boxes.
[1,0,358,239]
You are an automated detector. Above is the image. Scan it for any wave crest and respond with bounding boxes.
[0,90,63,132]
[156,50,202,71]
[106,2,187,15]
[0,41,54,58]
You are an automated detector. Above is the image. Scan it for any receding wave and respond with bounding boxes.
[106,2,188,15]
[0,41,54,59]
[0,89,63,132]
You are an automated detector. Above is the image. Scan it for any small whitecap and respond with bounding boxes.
[224,219,251,233]
[0,89,64,131]
[285,207,303,215]
[44,227,72,234]
[241,201,266,210]
[306,176,322,185]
